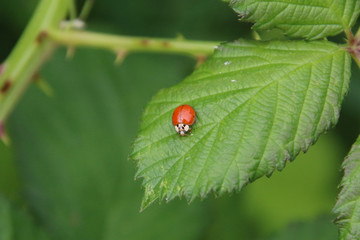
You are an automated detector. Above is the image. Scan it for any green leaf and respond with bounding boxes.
[131,39,351,209]
[0,195,49,240]
[333,135,360,239]
[228,0,360,40]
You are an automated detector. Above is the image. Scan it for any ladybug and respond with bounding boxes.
[172,105,196,136]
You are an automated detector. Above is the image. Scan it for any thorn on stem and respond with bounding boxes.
[195,55,207,67]
[162,41,170,47]
[32,72,40,82]
[66,46,75,59]
[0,64,4,76]
[1,80,11,94]
[176,33,185,41]
[0,123,10,146]
[114,50,127,65]
[32,73,54,97]
[0,123,4,137]
[36,31,48,44]
[141,39,150,46]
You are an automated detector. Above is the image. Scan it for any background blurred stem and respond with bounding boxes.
[0,0,71,125]
[47,30,218,57]
[79,0,95,21]
[68,0,77,20]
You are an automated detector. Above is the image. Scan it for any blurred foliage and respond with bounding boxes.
[198,133,341,240]
[265,217,338,240]
[0,143,20,203]
[241,133,341,235]
[0,0,359,239]
[0,194,49,240]
[9,48,207,240]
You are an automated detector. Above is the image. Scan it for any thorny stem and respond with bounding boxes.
[0,0,70,128]
[46,30,218,57]
[0,0,218,142]
[346,28,360,68]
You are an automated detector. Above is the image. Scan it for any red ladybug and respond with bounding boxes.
[172,105,196,136]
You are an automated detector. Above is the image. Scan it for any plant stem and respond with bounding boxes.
[68,0,77,20]
[46,30,219,57]
[351,53,360,68]
[346,28,360,69]
[79,0,95,21]
[0,0,71,124]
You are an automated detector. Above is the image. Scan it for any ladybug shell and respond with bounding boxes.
[172,105,196,126]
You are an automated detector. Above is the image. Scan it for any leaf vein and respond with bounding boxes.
[312,55,334,137]
[252,82,279,178]
[291,64,313,155]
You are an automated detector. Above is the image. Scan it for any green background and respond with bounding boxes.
[0,0,359,239]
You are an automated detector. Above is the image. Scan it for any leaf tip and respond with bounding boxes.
[139,185,158,211]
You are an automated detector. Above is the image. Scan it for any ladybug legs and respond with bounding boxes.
[175,124,191,136]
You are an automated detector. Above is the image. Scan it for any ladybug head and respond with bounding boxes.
[175,123,190,136]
